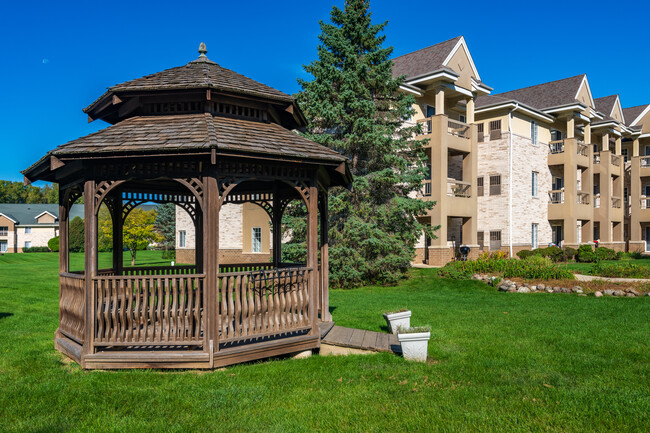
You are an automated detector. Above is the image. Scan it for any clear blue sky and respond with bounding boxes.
[1,0,648,183]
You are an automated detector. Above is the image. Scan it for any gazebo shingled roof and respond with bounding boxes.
[22,43,348,370]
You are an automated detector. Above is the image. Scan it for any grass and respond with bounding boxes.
[565,258,650,275]
[0,253,648,432]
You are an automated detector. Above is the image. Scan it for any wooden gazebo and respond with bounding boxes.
[23,44,351,369]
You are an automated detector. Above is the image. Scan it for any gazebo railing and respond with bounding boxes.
[59,272,86,344]
[217,266,312,343]
[92,274,205,347]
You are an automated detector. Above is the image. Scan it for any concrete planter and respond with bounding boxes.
[383,310,411,334]
[397,331,430,362]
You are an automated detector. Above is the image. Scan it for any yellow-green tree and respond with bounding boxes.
[100,207,161,266]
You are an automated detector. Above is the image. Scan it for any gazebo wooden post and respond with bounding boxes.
[203,175,219,362]
[58,189,69,274]
[110,192,124,275]
[82,180,97,360]
[308,176,319,335]
[319,189,331,322]
[272,182,282,268]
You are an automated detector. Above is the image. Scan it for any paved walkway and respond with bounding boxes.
[321,325,401,353]
[574,273,650,283]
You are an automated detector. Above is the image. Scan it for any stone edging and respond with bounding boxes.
[471,274,650,298]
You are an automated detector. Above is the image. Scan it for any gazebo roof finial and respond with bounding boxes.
[198,42,208,58]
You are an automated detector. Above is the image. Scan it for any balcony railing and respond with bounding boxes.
[641,157,650,168]
[577,143,588,157]
[594,194,601,208]
[419,180,432,197]
[549,140,564,154]
[447,179,471,197]
[612,196,621,208]
[641,196,650,209]
[611,154,621,167]
[447,120,470,139]
[593,152,601,164]
[417,118,432,135]
[548,190,564,204]
[577,192,590,205]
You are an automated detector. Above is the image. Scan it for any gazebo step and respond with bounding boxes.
[321,326,401,353]
[214,333,319,368]
[83,350,210,369]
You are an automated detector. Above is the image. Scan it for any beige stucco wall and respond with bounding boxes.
[36,213,56,224]
[445,44,476,90]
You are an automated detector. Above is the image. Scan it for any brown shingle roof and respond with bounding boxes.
[48,113,345,163]
[392,36,462,79]
[623,104,650,126]
[490,74,586,110]
[84,56,293,113]
[594,95,618,117]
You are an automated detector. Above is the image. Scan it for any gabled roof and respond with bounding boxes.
[491,74,588,111]
[84,55,294,114]
[474,95,555,123]
[0,204,59,225]
[594,95,618,119]
[393,36,484,82]
[623,104,650,127]
[34,210,57,220]
[40,113,346,163]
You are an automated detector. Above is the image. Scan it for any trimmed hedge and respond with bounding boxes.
[438,255,574,280]
[22,246,50,253]
[48,236,59,252]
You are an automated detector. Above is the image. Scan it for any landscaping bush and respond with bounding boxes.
[69,216,85,253]
[589,262,650,279]
[595,247,618,261]
[564,247,577,261]
[438,255,574,281]
[22,246,50,253]
[516,249,538,260]
[161,249,176,260]
[576,244,596,263]
[48,236,59,252]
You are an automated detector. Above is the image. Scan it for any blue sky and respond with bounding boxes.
[1,0,648,183]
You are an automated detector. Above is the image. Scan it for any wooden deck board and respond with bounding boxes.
[321,325,400,353]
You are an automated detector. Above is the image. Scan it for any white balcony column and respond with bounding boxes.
[566,117,575,139]
[435,87,445,116]
[601,132,609,152]
[633,138,640,157]
[584,123,591,144]
[466,98,475,124]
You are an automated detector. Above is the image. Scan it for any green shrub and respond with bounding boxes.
[589,262,650,278]
[69,216,85,253]
[22,246,50,253]
[161,249,176,260]
[576,244,596,263]
[516,249,538,260]
[595,247,618,261]
[564,247,577,260]
[439,255,574,281]
[48,236,59,252]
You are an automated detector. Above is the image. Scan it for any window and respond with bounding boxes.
[532,172,539,197]
[0,226,7,236]
[477,177,484,196]
[25,227,31,234]
[532,224,538,249]
[24,241,31,249]
[477,232,485,250]
[489,120,502,140]
[179,230,186,248]
[622,148,628,162]
[459,114,466,123]
[0,240,7,253]
[531,121,538,144]
[489,231,502,250]
[252,227,262,253]
[551,129,563,141]
[477,123,485,142]
[624,187,629,203]
[645,145,650,156]
[489,175,501,195]
[426,105,435,117]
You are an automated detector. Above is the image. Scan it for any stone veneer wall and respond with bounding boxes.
[477,132,553,252]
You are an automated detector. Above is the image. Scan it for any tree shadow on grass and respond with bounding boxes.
[0,312,13,320]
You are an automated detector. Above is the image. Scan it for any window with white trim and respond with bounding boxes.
[24,241,31,249]
[532,224,538,249]
[531,120,538,145]
[0,226,7,236]
[252,227,262,253]
[459,114,466,123]
[179,230,186,248]
[25,227,31,234]
[0,240,7,253]
[532,171,539,197]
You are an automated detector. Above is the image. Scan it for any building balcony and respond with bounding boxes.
[639,156,650,177]
[547,139,590,167]
[593,151,622,174]
[636,197,650,222]
[417,115,472,153]
[547,189,592,220]
[446,179,471,198]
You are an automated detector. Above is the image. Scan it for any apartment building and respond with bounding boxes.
[175,202,272,265]
[392,36,492,265]
[625,104,650,251]
[0,204,83,253]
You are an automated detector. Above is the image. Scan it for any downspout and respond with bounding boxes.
[508,104,519,258]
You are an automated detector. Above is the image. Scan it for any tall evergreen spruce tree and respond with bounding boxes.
[296,0,435,288]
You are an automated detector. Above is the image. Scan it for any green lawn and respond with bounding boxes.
[565,258,650,275]
[0,253,648,432]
